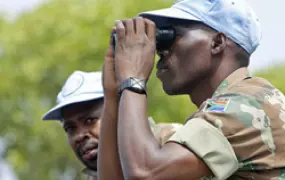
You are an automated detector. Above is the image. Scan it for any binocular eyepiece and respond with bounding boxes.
[112,27,176,53]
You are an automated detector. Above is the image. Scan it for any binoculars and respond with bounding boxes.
[112,27,176,53]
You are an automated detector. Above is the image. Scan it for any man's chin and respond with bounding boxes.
[163,84,181,95]
[162,81,194,96]
[81,159,98,171]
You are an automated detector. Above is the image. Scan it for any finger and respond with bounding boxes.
[134,16,145,35]
[144,18,156,40]
[102,63,105,80]
[109,27,116,45]
[115,20,126,41]
[122,19,135,36]
[105,27,116,58]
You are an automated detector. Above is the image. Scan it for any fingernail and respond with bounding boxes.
[115,20,124,28]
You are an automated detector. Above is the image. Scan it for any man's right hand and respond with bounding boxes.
[102,27,118,99]
[98,27,124,180]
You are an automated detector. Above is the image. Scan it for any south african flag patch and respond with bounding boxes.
[203,98,230,112]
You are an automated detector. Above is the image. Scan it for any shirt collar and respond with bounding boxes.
[184,67,251,124]
[212,67,251,97]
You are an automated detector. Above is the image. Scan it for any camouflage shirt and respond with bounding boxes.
[83,117,183,179]
[168,67,285,180]
[148,117,183,145]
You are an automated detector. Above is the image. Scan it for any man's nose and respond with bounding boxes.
[74,130,89,144]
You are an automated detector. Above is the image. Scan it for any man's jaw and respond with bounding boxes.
[80,152,98,171]
[76,141,99,170]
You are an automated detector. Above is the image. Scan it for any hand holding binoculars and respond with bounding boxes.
[111,27,176,55]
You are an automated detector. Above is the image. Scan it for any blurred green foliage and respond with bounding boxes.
[0,0,284,179]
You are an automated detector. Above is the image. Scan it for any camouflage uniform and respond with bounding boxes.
[83,118,183,179]
[149,117,183,145]
[168,67,285,180]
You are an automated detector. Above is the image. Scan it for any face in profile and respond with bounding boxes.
[62,99,104,170]
[156,21,214,95]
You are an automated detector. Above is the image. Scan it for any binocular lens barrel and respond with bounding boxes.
[112,27,176,53]
[156,28,176,51]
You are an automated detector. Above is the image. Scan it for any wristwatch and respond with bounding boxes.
[119,77,147,96]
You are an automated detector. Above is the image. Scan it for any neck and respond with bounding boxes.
[188,77,214,107]
[189,61,240,107]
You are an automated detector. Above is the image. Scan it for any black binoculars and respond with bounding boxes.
[112,27,176,54]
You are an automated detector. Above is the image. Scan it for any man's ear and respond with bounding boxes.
[211,33,227,55]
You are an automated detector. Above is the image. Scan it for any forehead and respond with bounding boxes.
[62,99,103,123]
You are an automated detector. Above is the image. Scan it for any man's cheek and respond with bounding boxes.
[90,124,100,139]
[67,136,76,153]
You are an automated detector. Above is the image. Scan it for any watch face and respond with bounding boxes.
[120,78,146,95]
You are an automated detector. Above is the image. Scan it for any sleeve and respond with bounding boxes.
[153,123,183,145]
[167,92,279,179]
[148,116,184,145]
[167,118,238,180]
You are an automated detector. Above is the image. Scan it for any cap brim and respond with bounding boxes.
[138,7,201,27]
[42,93,104,121]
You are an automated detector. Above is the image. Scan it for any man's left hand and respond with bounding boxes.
[114,17,156,84]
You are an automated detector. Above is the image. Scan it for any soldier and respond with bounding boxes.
[99,0,285,179]
[42,71,182,180]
